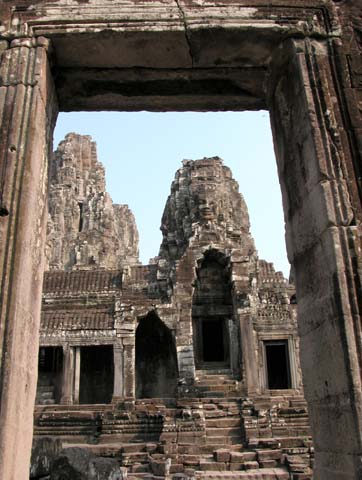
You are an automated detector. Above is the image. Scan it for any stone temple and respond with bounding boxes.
[31,133,313,479]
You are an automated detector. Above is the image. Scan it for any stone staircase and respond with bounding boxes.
[33,388,313,478]
[242,396,312,441]
[203,398,244,450]
[241,396,313,479]
[194,369,241,398]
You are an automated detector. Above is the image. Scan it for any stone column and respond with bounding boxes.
[123,340,135,399]
[60,346,75,405]
[269,38,362,479]
[73,347,81,404]
[239,314,259,395]
[228,318,239,375]
[0,38,57,479]
[112,344,124,402]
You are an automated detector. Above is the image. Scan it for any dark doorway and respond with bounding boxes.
[136,312,178,398]
[192,250,232,368]
[265,340,291,389]
[79,346,114,404]
[36,347,63,404]
[201,319,227,362]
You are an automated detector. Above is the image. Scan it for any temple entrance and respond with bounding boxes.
[136,312,178,398]
[79,346,114,404]
[264,340,291,390]
[198,318,229,364]
[192,250,233,368]
[36,347,63,404]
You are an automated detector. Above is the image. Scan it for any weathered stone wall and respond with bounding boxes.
[46,133,139,270]
[0,37,57,480]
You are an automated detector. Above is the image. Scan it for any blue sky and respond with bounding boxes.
[54,111,290,277]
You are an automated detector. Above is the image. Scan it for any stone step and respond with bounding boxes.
[102,424,163,431]
[205,436,241,447]
[206,427,242,437]
[98,433,162,443]
[205,411,240,420]
[134,399,176,407]
[102,422,163,429]
[200,460,227,471]
[201,445,243,455]
[130,463,151,473]
[34,404,110,412]
[202,393,241,399]
[197,378,237,385]
[193,468,290,479]
[196,369,233,376]
[198,388,240,396]
[271,427,311,437]
[124,452,150,463]
[201,399,241,407]
[198,385,239,393]
[204,403,240,411]
[34,427,96,437]
[205,404,240,410]
[229,452,258,463]
[35,398,56,405]
[37,391,55,400]
[206,436,234,446]
[206,418,241,428]
[178,454,204,466]
[256,450,282,462]
[278,437,310,449]
[121,443,149,453]
[200,392,228,398]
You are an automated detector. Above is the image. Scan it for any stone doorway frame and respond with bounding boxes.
[1,1,362,479]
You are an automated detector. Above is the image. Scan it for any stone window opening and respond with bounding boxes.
[78,202,83,232]
[264,340,292,390]
[136,312,178,399]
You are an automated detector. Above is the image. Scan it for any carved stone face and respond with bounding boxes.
[198,198,215,221]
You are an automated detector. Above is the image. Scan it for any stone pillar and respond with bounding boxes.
[73,347,81,404]
[112,344,124,402]
[123,340,135,399]
[0,38,57,479]
[239,314,259,395]
[228,318,239,376]
[269,38,362,479]
[60,346,75,405]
